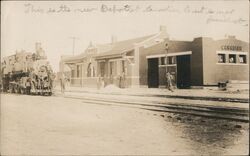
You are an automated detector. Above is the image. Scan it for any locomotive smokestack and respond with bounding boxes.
[35,42,42,53]
[35,42,47,59]
[111,35,117,44]
[159,25,167,32]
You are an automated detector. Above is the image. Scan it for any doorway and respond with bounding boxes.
[176,55,191,88]
[148,58,159,88]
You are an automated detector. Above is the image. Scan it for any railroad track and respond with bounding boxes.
[64,95,249,123]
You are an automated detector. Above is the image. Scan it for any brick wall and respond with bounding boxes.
[202,37,249,85]
[139,39,193,86]
[190,38,204,86]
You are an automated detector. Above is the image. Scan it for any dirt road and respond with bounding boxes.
[1,93,248,155]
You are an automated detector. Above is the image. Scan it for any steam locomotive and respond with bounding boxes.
[1,43,55,96]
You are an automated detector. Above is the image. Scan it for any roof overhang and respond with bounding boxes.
[61,56,86,64]
[95,54,122,60]
[95,49,134,60]
[63,59,84,64]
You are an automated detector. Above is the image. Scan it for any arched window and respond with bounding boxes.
[87,63,96,77]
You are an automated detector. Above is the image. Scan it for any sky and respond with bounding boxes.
[1,1,249,72]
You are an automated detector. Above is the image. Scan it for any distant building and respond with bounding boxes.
[60,26,249,88]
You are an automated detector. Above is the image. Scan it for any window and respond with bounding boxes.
[218,54,226,63]
[229,54,236,63]
[76,65,80,77]
[92,67,95,77]
[239,55,247,64]
[109,62,113,76]
[160,57,166,65]
[122,60,126,73]
[100,62,105,77]
[87,63,92,77]
[168,56,175,64]
[71,69,74,78]
[159,57,176,65]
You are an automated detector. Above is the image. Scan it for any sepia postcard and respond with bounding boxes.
[1,1,249,155]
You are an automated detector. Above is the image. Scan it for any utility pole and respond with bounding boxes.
[165,43,169,73]
[69,37,80,55]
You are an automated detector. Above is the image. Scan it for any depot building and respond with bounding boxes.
[60,26,249,88]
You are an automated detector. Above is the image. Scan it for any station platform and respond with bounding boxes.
[54,85,249,103]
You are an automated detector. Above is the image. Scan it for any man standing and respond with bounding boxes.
[60,73,65,94]
[25,78,31,94]
[166,72,174,92]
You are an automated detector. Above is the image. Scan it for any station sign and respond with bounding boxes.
[221,45,242,51]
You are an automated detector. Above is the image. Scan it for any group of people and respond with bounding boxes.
[97,73,126,89]
[59,71,175,93]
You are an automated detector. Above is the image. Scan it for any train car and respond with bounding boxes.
[1,43,55,96]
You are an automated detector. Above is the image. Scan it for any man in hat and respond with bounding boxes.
[166,71,174,92]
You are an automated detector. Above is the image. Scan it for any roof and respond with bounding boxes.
[61,53,87,63]
[95,34,155,58]
[61,33,156,62]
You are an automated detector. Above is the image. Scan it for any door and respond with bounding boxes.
[148,58,159,88]
[176,55,191,88]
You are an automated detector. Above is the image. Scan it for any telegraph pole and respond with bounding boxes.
[69,37,79,55]
[165,43,169,73]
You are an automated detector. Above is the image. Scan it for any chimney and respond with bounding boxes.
[35,42,42,51]
[228,35,236,39]
[89,41,93,47]
[159,25,167,32]
[111,35,117,44]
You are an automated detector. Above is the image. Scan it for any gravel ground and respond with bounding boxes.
[1,93,249,155]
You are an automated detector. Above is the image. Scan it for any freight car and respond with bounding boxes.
[1,43,55,96]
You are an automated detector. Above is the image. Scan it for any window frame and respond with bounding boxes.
[239,55,247,64]
[217,53,226,63]
[228,54,236,64]
[216,51,248,65]
[160,57,166,65]
[87,63,92,77]
[167,56,176,65]
[76,65,80,77]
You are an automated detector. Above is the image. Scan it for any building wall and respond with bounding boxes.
[68,56,99,87]
[83,57,98,87]
[139,39,193,86]
[139,40,167,86]
[96,57,133,87]
[190,38,204,86]
[202,37,249,85]
[62,36,249,88]
[139,37,249,87]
